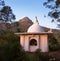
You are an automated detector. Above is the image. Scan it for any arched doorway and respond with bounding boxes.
[29,39,37,52]
[29,39,37,46]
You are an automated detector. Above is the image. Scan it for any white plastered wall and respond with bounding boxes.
[20,34,48,52]
[20,35,29,51]
[20,35,25,47]
[24,36,29,51]
[40,35,48,52]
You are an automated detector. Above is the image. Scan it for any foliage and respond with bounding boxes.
[49,35,60,51]
[0,31,28,61]
[0,0,15,31]
[34,50,48,61]
[0,0,15,23]
[43,0,60,28]
[0,6,15,23]
[53,30,60,44]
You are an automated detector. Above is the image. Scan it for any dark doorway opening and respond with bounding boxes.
[29,39,37,46]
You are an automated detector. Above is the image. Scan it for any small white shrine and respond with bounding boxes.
[17,17,52,52]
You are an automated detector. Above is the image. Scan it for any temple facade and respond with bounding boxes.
[17,18,52,52]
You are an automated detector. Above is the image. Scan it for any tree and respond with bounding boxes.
[49,36,60,51]
[43,0,60,28]
[0,0,15,30]
[0,6,15,23]
[0,0,15,23]
[0,31,26,61]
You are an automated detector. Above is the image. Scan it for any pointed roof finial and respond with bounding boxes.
[34,16,39,24]
[35,16,37,20]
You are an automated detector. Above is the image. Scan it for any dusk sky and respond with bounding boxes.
[4,0,59,29]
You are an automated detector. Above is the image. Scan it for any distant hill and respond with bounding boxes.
[19,17,33,32]
[0,17,33,32]
[0,23,11,31]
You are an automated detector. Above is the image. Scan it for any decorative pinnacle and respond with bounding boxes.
[35,16,37,20]
[34,16,39,24]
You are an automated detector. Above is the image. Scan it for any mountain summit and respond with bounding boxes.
[19,17,33,32]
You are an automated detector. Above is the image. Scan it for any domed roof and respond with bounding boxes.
[27,18,44,33]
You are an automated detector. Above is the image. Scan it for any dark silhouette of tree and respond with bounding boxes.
[43,0,60,28]
[0,0,15,30]
[0,0,5,6]
[0,0,15,23]
[0,6,15,23]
